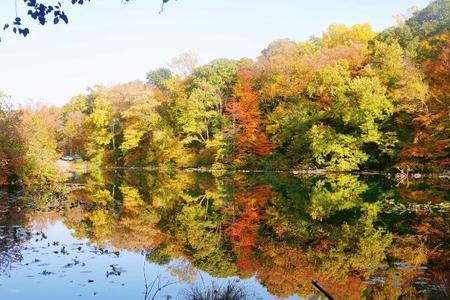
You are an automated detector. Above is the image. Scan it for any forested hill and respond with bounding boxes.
[0,0,449,185]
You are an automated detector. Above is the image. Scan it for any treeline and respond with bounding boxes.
[0,93,60,185]
[1,0,448,184]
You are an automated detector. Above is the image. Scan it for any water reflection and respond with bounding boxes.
[0,172,448,299]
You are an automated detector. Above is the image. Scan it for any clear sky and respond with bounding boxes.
[0,0,430,106]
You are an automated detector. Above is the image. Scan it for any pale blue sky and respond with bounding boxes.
[0,0,430,106]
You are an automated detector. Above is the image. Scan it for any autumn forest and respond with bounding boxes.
[0,1,449,186]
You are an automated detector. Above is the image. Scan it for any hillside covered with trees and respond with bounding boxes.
[1,0,449,185]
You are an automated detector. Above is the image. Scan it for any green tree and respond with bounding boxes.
[146,68,173,89]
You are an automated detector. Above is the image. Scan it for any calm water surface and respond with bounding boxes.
[0,171,448,299]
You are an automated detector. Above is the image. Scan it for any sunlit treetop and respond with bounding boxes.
[1,0,171,41]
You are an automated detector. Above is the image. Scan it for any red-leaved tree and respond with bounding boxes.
[227,70,273,165]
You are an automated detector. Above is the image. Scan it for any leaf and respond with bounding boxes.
[19,28,30,37]
[60,12,69,24]
[13,17,22,26]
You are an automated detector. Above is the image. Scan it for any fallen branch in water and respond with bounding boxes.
[312,280,334,300]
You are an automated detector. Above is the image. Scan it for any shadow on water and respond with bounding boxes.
[0,171,448,299]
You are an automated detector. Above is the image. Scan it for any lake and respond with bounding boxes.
[0,171,448,299]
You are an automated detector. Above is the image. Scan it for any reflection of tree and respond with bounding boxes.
[249,175,392,299]
[252,173,448,299]
[153,173,235,278]
[308,174,368,220]
[252,241,366,299]
[398,178,450,204]
[63,170,236,279]
[51,172,449,299]
[314,204,392,280]
[64,171,164,251]
[379,186,450,299]
[0,227,29,276]
[224,181,272,277]
[167,260,198,284]
[0,192,29,276]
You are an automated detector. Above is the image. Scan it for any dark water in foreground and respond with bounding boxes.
[0,171,449,299]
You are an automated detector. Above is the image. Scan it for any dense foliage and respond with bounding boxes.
[0,92,25,184]
[0,94,60,185]
[0,0,449,185]
[59,0,449,173]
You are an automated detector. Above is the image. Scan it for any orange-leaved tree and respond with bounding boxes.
[226,70,273,166]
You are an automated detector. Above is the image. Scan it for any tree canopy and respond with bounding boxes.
[0,0,449,186]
